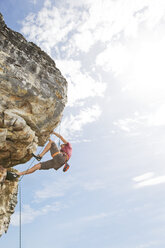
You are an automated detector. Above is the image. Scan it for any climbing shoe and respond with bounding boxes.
[6,171,19,181]
[32,153,42,161]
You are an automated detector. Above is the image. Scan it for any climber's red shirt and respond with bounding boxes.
[60,142,72,160]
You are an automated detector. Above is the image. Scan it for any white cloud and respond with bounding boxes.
[60,105,101,140]
[113,105,165,134]
[96,43,131,76]
[21,0,165,68]
[20,0,165,140]
[21,0,165,63]
[20,0,108,139]
[44,0,51,7]
[35,175,107,202]
[133,172,165,188]
[35,175,77,200]
[97,34,165,102]
[79,212,108,223]
[66,0,165,52]
[73,31,94,53]
[58,212,109,229]
[83,181,106,191]
[56,59,106,107]
[11,202,62,226]
[30,0,37,4]
[125,37,165,104]
[65,0,161,48]
[94,1,165,106]
[148,104,165,127]
[136,241,159,248]
[21,4,80,55]
[133,172,154,182]
[113,112,147,134]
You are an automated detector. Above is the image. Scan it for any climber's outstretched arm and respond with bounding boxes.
[53,132,68,144]
[17,163,41,176]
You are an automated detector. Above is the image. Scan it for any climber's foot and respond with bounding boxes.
[6,171,20,181]
[17,171,22,176]
[32,153,42,161]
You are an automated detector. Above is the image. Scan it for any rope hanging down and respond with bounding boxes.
[18,116,63,247]
[19,183,22,248]
[18,138,49,248]
[18,145,44,248]
[18,120,63,247]
[57,115,63,148]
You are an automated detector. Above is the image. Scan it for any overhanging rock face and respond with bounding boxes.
[0,12,68,236]
[0,13,67,168]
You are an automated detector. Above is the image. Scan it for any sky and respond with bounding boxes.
[1,0,165,247]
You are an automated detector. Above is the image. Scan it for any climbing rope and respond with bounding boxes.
[18,117,63,247]
[18,146,44,248]
[19,182,22,248]
[58,125,61,147]
[58,115,63,148]
[18,143,47,248]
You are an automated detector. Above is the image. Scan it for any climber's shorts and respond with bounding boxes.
[40,142,66,170]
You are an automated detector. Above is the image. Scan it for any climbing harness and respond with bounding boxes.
[51,151,70,172]
[52,151,61,158]
[52,151,68,160]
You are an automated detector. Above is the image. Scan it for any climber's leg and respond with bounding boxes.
[32,139,54,160]
[39,139,54,158]
[17,163,41,176]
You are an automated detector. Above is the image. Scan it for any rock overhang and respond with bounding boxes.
[0,12,68,168]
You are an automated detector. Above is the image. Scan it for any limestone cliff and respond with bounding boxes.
[0,13,68,236]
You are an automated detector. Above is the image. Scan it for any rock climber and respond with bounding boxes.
[17,132,72,176]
